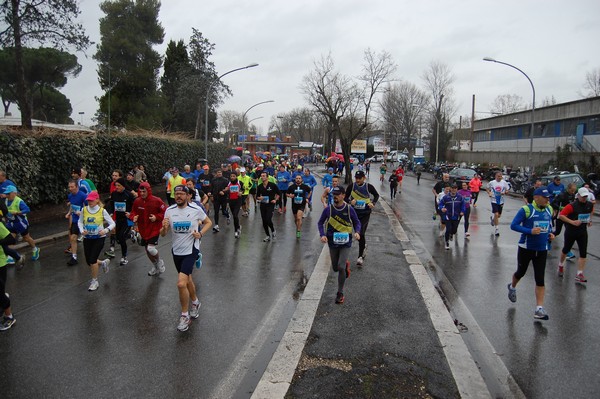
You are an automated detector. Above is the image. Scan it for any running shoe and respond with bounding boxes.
[558,264,564,277]
[445,241,450,250]
[296,231,301,239]
[566,251,576,260]
[226,216,231,225]
[157,258,166,273]
[67,256,78,266]
[105,249,116,258]
[465,232,470,238]
[148,264,159,276]
[16,256,25,270]
[190,302,201,319]
[88,279,99,291]
[263,236,271,242]
[449,234,454,241]
[575,273,587,283]
[195,254,202,269]
[177,315,191,332]
[507,283,517,303]
[64,247,72,254]
[6,256,15,265]
[271,229,276,238]
[495,229,500,237]
[0,315,16,331]
[345,260,351,278]
[432,213,437,221]
[490,215,494,226]
[356,256,364,266]
[335,292,345,304]
[234,230,240,238]
[101,259,110,273]
[213,225,220,233]
[278,208,283,214]
[534,307,549,320]
[119,257,128,265]
[31,247,40,261]
[130,231,137,243]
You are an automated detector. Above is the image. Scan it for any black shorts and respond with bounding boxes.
[172,246,199,276]
[250,187,257,195]
[69,223,81,236]
[491,203,504,215]
[292,203,306,215]
[140,235,159,247]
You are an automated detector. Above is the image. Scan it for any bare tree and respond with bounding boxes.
[579,67,600,98]
[219,109,241,146]
[380,81,428,151]
[539,95,558,107]
[421,61,456,163]
[490,94,525,114]
[302,49,396,183]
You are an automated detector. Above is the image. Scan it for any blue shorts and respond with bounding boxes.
[491,203,504,215]
[7,219,29,235]
[172,246,199,276]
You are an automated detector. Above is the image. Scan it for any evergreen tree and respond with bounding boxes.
[94,0,165,130]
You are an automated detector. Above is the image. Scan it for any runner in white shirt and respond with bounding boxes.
[486,171,511,236]
[160,185,212,332]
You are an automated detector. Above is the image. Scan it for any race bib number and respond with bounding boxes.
[261,196,270,203]
[85,224,99,235]
[230,185,239,193]
[463,196,471,204]
[278,176,286,182]
[333,232,350,244]
[71,205,81,213]
[578,214,591,223]
[114,202,126,212]
[533,221,550,233]
[203,180,210,186]
[173,220,192,233]
[355,200,366,209]
[294,196,303,204]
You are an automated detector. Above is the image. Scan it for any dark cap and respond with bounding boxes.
[127,170,135,177]
[355,170,366,178]
[331,186,344,196]
[115,177,127,187]
[553,175,561,180]
[174,185,189,194]
[450,183,458,188]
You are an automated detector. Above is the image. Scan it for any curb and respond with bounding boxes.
[14,230,69,250]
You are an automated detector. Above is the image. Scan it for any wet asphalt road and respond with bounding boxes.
[383,170,600,399]
[2,191,326,398]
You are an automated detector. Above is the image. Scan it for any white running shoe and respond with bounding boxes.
[101,259,110,273]
[190,302,201,319]
[157,258,166,273]
[148,264,159,276]
[177,315,191,332]
[356,256,364,266]
[88,279,99,291]
[119,257,128,265]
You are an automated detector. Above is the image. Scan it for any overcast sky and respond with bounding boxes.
[59,0,600,133]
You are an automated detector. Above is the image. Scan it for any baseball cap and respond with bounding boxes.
[240,167,246,173]
[331,186,344,196]
[297,165,302,170]
[533,187,551,197]
[577,187,590,197]
[328,167,334,171]
[174,185,189,194]
[355,170,366,178]
[553,175,561,180]
[3,185,17,194]
[86,191,100,201]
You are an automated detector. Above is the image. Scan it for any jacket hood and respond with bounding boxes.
[139,181,152,196]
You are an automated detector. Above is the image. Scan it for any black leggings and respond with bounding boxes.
[115,220,131,257]
[229,198,242,231]
[213,200,228,225]
[357,213,371,257]
[562,228,588,258]
[514,247,547,287]
[445,219,460,241]
[462,207,471,232]
[471,191,479,205]
[83,237,106,265]
[260,204,275,236]
[0,267,9,310]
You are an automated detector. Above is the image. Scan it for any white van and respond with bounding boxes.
[387,151,408,162]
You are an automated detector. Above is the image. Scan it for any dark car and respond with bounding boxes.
[448,167,477,186]
[539,173,585,189]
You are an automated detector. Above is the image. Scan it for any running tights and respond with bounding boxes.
[329,246,350,293]
[515,247,547,287]
[260,204,275,236]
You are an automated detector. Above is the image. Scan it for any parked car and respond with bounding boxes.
[367,154,384,163]
[349,157,359,165]
[448,167,477,186]
[539,172,585,189]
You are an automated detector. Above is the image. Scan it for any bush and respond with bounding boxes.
[0,128,229,206]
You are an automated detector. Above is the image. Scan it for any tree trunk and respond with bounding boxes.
[12,0,32,129]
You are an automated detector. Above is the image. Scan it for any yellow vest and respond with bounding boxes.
[82,206,105,237]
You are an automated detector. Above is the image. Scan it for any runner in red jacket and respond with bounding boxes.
[129,182,167,276]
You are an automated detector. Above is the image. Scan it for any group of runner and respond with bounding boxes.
[430,171,595,321]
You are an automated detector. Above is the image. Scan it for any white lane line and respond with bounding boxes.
[380,199,492,399]
[209,278,298,399]
[251,245,331,399]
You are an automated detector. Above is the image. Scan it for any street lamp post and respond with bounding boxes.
[197,63,259,159]
[241,100,274,149]
[78,112,85,125]
[483,57,536,172]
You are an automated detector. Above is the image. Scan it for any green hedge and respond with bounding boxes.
[0,129,229,206]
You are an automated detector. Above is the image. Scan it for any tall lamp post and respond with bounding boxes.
[483,57,536,172]
[241,100,275,148]
[197,63,259,159]
[413,101,442,164]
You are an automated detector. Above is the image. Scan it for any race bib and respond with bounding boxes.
[533,221,550,233]
[85,224,100,235]
[578,214,591,223]
[495,193,502,205]
[173,220,192,233]
[463,196,471,204]
[114,202,126,212]
[261,196,270,203]
[203,180,210,186]
[333,232,350,244]
[230,185,239,193]
[355,200,366,209]
[71,204,81,213]
[294,196,303,204]
[278,176,286,182]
